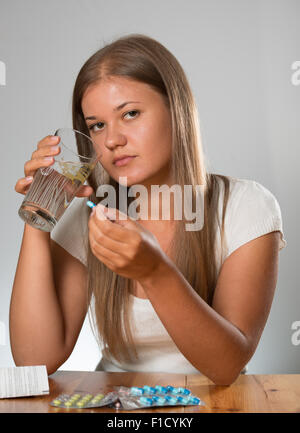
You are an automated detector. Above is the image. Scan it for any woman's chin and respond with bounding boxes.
[115,173,149,188]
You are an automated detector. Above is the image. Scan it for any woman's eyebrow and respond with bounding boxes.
[84,101,141,120]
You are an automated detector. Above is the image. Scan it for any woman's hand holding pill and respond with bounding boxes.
[88,204,169,281]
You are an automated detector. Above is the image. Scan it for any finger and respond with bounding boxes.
[101,205,138,230]
[15,176,34,195]
[92,207,132,244]
[96,203,135,226]
[24,156,55,177]
[75,185,94,197]
[90,246,118,272]
[31,143,61,160]
[91,240,121,262]
[37,135,60,150]
[89,225,123,265]
[89,216,126,253]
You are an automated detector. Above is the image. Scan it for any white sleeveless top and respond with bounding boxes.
[51,176,287,374]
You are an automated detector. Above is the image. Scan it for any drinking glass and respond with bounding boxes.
[18,128,100,232]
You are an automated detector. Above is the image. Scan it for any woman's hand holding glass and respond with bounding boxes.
[14,135,94,197]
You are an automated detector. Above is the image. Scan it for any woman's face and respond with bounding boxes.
[81,76,173,188]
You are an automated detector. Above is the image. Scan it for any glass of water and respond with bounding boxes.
[18,128,100,232]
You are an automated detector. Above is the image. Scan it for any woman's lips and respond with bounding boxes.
[114,156,137,167]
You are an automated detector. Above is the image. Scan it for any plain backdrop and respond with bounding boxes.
[0,0,299,373]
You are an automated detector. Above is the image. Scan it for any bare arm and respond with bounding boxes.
[139,231,281,385]
[9,224,89,375]
[11,134,94,375]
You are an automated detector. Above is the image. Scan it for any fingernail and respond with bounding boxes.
[104,207,116,220]
[44,156,54,161]
[25,176,33,182]
[96,204,108,221]
[50,136,59,142]
[98,203,107,212]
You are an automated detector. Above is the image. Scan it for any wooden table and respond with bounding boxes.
[0,371,299,413]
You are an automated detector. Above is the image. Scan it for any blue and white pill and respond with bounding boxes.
[86,200,96,209]
[177,396,189,404]
[171,387,181,394]
[130,387,144,396]
[165,395,178,405]
[177,387,191,395]
[139,396,153,406]
[148,387,156,394]
[152,395,166,405]
[166,385,174,392]
[155,385,168,394]
[188,396,201,405]
[143,385,156,394]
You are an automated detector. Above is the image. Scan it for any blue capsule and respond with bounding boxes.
[143,386,156,394]
[177,387,191,395]
[154,385,168,394]
[130,387,144,396]
[171,387,181,394]
[166,385,175,392]
[177,396,189,404]
[188,396,201,405]
[152,395,166,405]
[165,395,178,405]
[139,396,153,406]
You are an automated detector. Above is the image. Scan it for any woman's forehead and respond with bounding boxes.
[82,77,163,113]
[85,76,156,97]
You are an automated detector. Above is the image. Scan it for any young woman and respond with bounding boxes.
[11,34,287,385]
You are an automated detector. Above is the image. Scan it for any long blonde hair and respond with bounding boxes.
[72,34,230,363]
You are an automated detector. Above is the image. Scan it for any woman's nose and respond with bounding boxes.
[104,125,127,149]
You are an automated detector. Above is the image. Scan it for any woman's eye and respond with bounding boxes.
[89,122,104,132]
[88,111,139,132]
[124,110,139,119]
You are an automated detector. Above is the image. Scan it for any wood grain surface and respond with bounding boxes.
[0,371,299,413]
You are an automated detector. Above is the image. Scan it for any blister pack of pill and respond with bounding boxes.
[50,385,205,410]
[113,385,205,410]
[50,391,119,409]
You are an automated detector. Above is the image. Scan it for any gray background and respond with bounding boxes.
[0,0,299,373]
